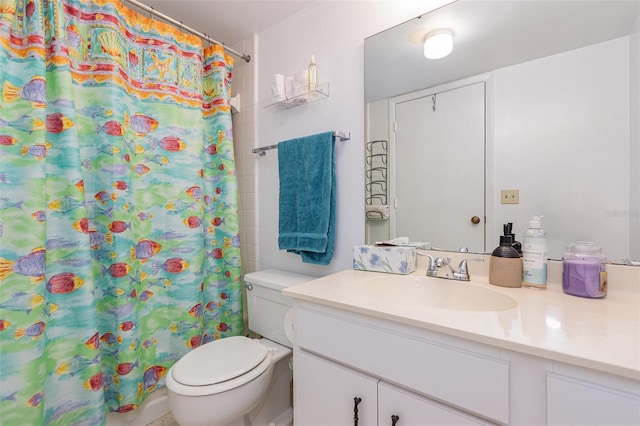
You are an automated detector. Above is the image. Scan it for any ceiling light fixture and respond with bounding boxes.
[423,29,454,59]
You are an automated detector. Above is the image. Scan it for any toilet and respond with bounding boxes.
[166,269,315,426]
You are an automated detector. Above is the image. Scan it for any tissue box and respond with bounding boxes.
[352,245,416,275]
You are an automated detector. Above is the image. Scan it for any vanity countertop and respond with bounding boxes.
[283,260,640,381]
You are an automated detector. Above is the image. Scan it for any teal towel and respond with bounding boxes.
[278,131,336,265]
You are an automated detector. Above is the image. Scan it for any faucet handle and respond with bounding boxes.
[426,256,452,277]
[425,255,437,276]
[454,257,485,281]
[435,257,452,267]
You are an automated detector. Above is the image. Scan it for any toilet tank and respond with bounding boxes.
[244,269,315,348]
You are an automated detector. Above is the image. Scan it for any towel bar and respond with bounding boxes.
[252,131,350,156]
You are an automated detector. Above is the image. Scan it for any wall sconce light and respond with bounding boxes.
[423,29,454,59]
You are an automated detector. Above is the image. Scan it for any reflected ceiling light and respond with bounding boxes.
[423,29,454,59]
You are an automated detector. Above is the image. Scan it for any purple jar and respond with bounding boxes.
[562,241,607,298]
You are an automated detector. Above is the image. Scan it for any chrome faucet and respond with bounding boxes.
[426,255,451,277]
[426,255,484,281]
[452,258,484,281]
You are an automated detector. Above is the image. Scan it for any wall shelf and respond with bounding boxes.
[264,82,329,110]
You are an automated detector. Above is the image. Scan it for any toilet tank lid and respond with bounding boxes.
[243,269,316,291]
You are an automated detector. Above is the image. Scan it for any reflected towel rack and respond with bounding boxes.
[252,131,351,156]
[365,140,388,218]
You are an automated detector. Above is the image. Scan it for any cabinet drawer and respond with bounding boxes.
[296,308,509,424]
[547,372,640,425]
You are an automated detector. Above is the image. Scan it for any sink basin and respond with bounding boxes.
[362,275,518,311]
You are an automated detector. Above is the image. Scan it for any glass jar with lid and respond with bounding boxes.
[562,241,607,298]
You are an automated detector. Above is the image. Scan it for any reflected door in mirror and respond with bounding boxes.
[392,82,485,252]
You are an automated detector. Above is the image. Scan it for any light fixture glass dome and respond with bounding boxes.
[423,29,454,59]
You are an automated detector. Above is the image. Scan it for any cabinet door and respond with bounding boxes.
[294,350,379,426]
[547,373,640,425]
[378,382,491,426]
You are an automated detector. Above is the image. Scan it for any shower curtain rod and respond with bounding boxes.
[252,131,351,156]
[122,0,251,63]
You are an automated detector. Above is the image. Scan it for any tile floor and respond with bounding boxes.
[147,413,178,426]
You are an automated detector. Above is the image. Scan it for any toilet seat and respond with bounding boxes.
[168,336,273,396]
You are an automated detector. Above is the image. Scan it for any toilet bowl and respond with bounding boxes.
[166,270,315,426]
[166,336,276,426]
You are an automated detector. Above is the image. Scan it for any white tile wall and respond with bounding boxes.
[230,36,260,276]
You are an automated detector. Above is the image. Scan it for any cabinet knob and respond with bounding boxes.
[391,414,400,425]
[353,397,362,426]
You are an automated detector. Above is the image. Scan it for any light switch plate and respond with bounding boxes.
[501,189,519,204]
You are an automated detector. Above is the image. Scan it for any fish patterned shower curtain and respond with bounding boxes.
[0,0,243,424]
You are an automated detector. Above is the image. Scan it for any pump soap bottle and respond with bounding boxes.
[522,215,548,289]
[505,222,522,254]
[489,226,523,288]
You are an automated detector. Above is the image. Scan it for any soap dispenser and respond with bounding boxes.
[522,215,547,289]
[489,228,523,288]
[504,223,522,254]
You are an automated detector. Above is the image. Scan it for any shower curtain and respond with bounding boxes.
[0,0,243,424]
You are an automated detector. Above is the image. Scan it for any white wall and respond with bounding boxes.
[493,37,630,262]
[255,1,453,276]
[630,14,640,261]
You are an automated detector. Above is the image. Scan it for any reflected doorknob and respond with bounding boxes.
[471,216,481,224]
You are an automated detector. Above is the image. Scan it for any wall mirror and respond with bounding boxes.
[364,0,639,264]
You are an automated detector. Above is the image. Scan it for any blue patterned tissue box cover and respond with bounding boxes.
[352,245,416,274]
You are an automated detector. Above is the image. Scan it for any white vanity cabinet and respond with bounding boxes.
[285,267,640,425]
[292,302,640,426]
[293,304,508,425]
